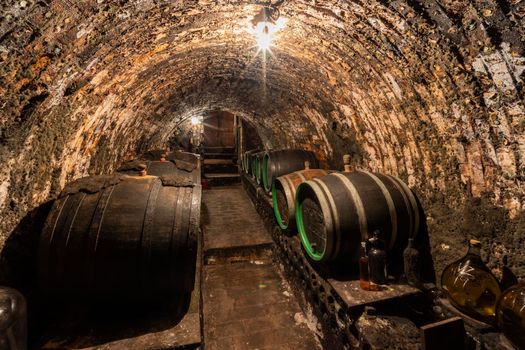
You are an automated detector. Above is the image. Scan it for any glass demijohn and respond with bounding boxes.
[441,239,501,323]
[496,282,525,348]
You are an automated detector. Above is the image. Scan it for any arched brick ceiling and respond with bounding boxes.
[0,0,524,278]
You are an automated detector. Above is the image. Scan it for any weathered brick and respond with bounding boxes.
[0,0,523,283]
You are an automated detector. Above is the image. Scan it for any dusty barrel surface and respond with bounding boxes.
[38,174,201,301]
[272,168,331,231]
[262,150,319,192]
[170,151,201,184]
[295,171,419,263]
[118,151,201,184]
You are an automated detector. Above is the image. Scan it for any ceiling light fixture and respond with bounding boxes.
[190,116,202,126]
[248,1,287,52]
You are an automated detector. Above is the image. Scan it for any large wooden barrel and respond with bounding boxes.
[38,174,201,301]
[272,168,331,231]
[262,150,319,192]
[295,171,419,264]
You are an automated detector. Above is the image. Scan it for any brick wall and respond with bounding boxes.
[0,0,523,281]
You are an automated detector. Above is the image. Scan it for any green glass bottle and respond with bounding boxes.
[441,239,501,323]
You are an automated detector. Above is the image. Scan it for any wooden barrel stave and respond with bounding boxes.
[38,175,201,301]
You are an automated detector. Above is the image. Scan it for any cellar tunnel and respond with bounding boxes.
[0,0,524,348]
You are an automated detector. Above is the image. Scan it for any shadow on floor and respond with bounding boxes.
[31,294,191,349]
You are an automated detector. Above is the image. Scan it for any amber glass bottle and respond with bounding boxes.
[496,283,525,348]
[359,241,371,291]
[441,240,501,323]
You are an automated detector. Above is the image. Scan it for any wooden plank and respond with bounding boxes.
[328,279,421,308]
[286,236,422,309]
[203,173,240,179]
[202,159,234,165]
[420,317,465,350]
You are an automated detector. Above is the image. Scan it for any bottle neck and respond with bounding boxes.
[370,238,382,250]
[360,242,367,257]
[467,243,481,257]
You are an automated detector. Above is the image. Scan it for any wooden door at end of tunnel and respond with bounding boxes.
[203,111,235,149]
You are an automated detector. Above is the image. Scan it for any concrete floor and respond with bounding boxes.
[202,184,321,350]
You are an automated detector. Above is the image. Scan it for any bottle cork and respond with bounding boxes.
[469,239,481,247]
[343,154,352,173]
[137,163,147,176]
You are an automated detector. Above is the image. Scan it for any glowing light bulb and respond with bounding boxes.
[256,23,272,51]
[191,116,200,125]
[247,17,287,52]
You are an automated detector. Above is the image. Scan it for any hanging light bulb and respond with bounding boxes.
[190,116,201,126]
[248,4,287,52]
[256,22,272,51]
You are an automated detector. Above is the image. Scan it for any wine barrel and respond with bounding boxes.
[243,150,259,174]
[272,168,331,231]
[262,150,319,192]
[255,152,264,185]
[38,174,201,301]
[250,151,265,183]
[295,171,419,263]
[249,153,257,178]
